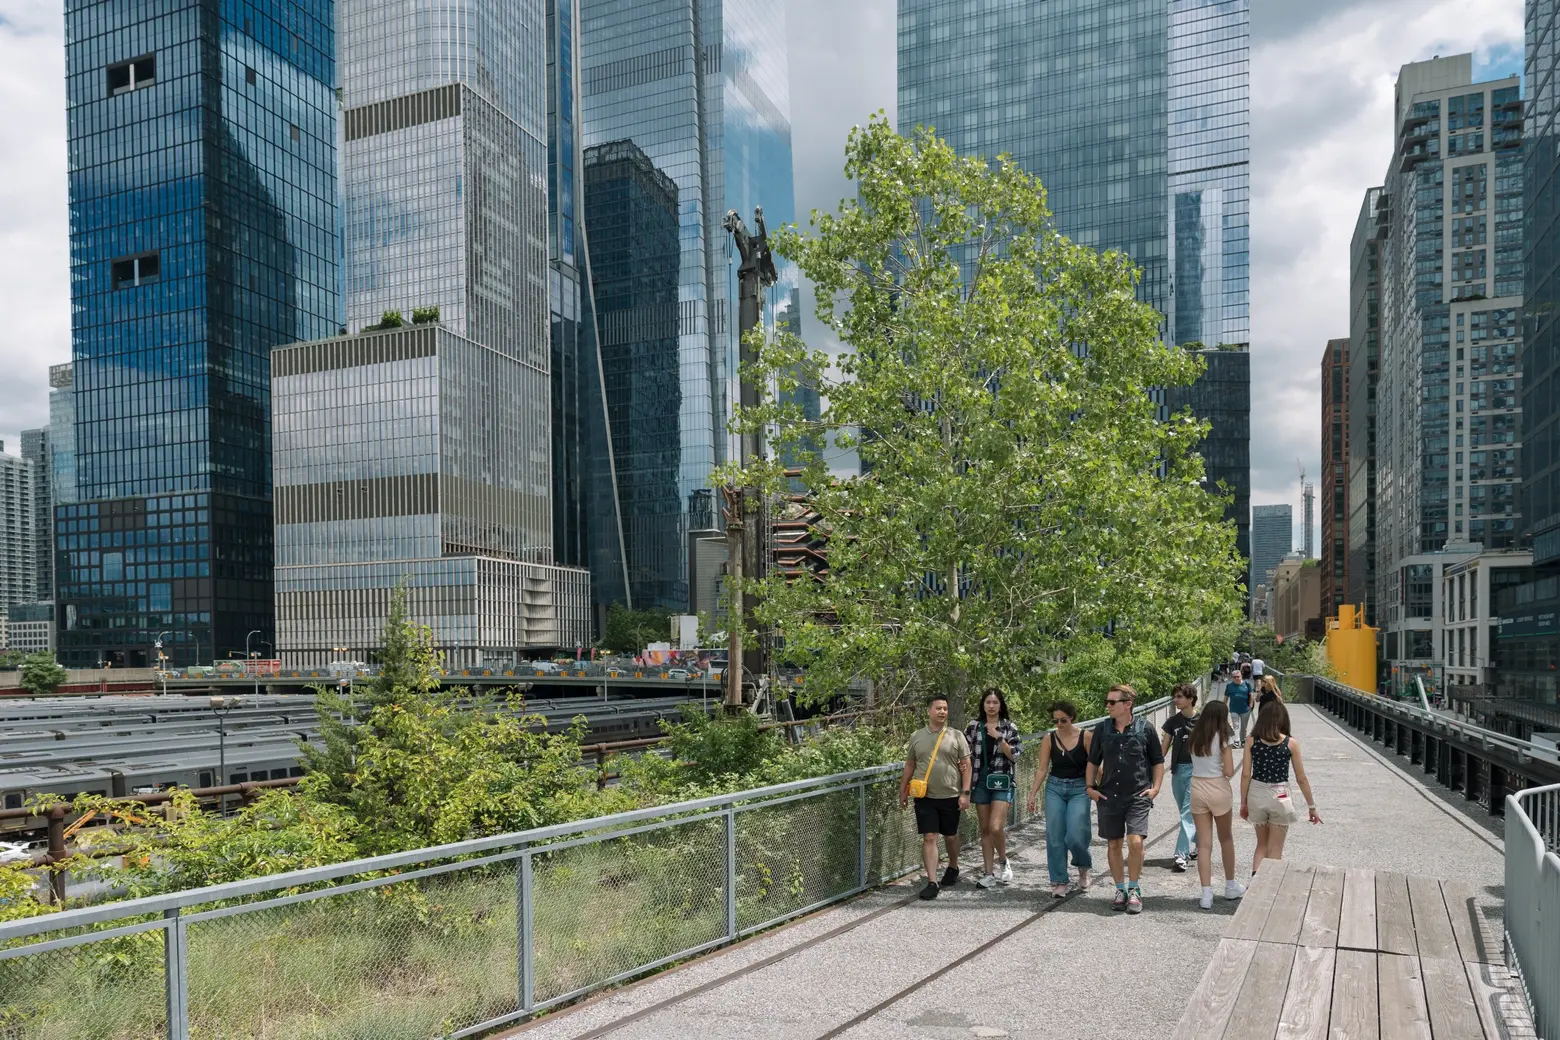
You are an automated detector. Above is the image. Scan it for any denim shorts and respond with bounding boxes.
[972,785,1014,805]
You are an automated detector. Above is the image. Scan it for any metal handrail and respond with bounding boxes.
[1506,783,1559,1040]
[1314,676,1559,766]
[0,696,1171,943]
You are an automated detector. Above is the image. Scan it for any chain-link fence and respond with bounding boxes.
[0,695,1169,1040]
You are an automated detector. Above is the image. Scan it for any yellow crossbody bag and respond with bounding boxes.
[907,727,947,799]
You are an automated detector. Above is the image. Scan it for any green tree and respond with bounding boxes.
[721,117,1243,717]
[19,652,68,696]
[376,309,404,329]
[411,305,440,324]
[599,603,673,654]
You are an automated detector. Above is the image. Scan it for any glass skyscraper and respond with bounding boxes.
[58,0,340,666]
[273,0,592,666]
[580,0,797,609]
[584,139,685,609]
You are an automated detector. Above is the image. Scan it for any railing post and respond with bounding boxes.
[724,808,738,940]
[857,781,868,890]
[164,907,189,1040]
[519,849,534,1013]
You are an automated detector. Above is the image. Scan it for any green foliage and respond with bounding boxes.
[1238,625,1331,678]
[599,602,673,654]
[18,651,68,695]
[377,309,405,329]
[0,857,51,923]
[718,116,1243,718]
[411,305,440,324]
[659,704,785,786]
[0,649,23,669]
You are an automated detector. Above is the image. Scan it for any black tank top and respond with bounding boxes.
[1049,729,1088,779]
[1250,738,1292,783]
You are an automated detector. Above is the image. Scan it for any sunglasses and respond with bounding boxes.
[1106,698,1128,706]
[1051,716,1071,724]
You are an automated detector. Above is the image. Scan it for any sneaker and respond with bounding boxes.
[919,881,940,901]
[1173,854,1188,873]
[1224,880,1246,900]
[940,866,960,888]
[1077,869,1090,891]
[997,860,1014,884]
[976,872,997,889]
[1190,847,1199,861]
[1051,883,1069,898]
[1126,887,1143,914]
[1112,887,1128,911]
[1199,887,1214,910]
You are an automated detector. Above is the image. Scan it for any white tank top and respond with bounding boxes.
[1191,749,1225,778]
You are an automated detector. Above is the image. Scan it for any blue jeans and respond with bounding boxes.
[1172,763,1196,858]
[1044,776,1094,884]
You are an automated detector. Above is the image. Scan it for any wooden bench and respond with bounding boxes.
[1170,860,1510,1040]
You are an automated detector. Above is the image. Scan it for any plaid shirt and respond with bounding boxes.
[964,718,1022,777]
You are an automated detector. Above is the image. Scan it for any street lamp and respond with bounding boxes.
[210,695,242,812]
[245,629,261,698]
[154,631,171,695]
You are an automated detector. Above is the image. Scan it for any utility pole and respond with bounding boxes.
[721,206,777,710]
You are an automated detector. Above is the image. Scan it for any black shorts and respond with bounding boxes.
[913,796,962,837]
[1097,793,1152,840]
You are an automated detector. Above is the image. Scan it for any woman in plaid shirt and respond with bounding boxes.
[965,689,1022,888]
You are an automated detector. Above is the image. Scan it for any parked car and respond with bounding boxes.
[666,669,690,681]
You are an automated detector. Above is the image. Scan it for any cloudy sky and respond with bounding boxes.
[0,0,1530,552]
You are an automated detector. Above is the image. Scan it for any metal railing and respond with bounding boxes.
[1506,784,1560,1040]
[0,695,1169,1040]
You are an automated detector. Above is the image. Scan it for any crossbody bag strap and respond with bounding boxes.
[920,727,947,784]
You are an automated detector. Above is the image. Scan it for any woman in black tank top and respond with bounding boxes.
[1027,700,1095,897]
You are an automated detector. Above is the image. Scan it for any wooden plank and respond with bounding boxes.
[1277,945,1336,1040]
[1228,857,1290,941]
[1374,872,1417,957]
[1330,948,1380,1040]
[1170,938,1260,1040]
[1338,868,1378,952]
[1420,955,1485,1040]
[1440,880,1499,966]
[1226,941,1299,1040]
[1301,865,1346,950]
[1263,865,1317,945]
[1406,875,1457,963]
[1377,953,1432,1040]
[1462,960,1508,1040]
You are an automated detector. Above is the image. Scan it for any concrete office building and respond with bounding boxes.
[1251,504,1293,588]
[1348,189,1385,624]
[19,430,51,603]
[56,0,340,666]
[1321,338,1350,620]
[273,0,591,666]
[580,0,797,611]
[1376,56,1523,682]
[0,447,36,617]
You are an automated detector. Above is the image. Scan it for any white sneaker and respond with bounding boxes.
[976,872,998,889]
[1199,887,1214,910]
[997,860,1013,884]
[1225,880,1246,900]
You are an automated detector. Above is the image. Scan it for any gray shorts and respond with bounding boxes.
[1097,793,1152,840]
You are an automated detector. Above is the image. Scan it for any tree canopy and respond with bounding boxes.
[721,117,1243,719]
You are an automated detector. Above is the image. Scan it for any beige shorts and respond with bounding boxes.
[1246,779,1297,827]
[1190,776,1232,817]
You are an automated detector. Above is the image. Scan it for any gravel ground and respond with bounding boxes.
[506,703,1509,1040]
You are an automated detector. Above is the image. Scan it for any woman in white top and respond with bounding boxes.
[1186,700,1244,909]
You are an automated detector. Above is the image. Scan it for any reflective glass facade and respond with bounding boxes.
[59,0,339,666]
[1163,346,1250,583]
[1321,338,1348,620]
[580,0,796,607]
[550,0,629,620]
[1348,188,1383,621]
[585,139,685,609]
[1250,504,1292,588]
[20,429,53,602]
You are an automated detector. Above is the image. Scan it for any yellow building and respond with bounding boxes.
[1325,605,1378,693]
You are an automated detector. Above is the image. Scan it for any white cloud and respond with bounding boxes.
[1250,0,1522,552]
[0,0,69,453]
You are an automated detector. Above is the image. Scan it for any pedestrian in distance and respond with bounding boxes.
[1187,700,1245,908]
[1161,682,1199,872]
[965,689,1021,888]
[1225,668,1254,748]
[1251,656,1265,680]
[899,693,973,900]
[1027,699,1094,898]
[1087,684,1164,914]
[1240,701,1322,875]
[1257,674,1283,710]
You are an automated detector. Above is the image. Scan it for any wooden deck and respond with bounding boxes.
[1170,860,1509,1040]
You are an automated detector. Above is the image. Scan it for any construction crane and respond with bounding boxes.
[1297,459,1315,559]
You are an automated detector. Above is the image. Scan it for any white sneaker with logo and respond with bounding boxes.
[997,860,1013,884]
[976,872,998,889]
[1225,880,1246,900]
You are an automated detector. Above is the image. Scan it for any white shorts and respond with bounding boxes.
[1247,779,1296,827]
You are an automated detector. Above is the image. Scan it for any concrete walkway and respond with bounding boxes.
[506,704,1509,1040]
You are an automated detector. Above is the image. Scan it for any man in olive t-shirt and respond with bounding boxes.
[899,693,973,900]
